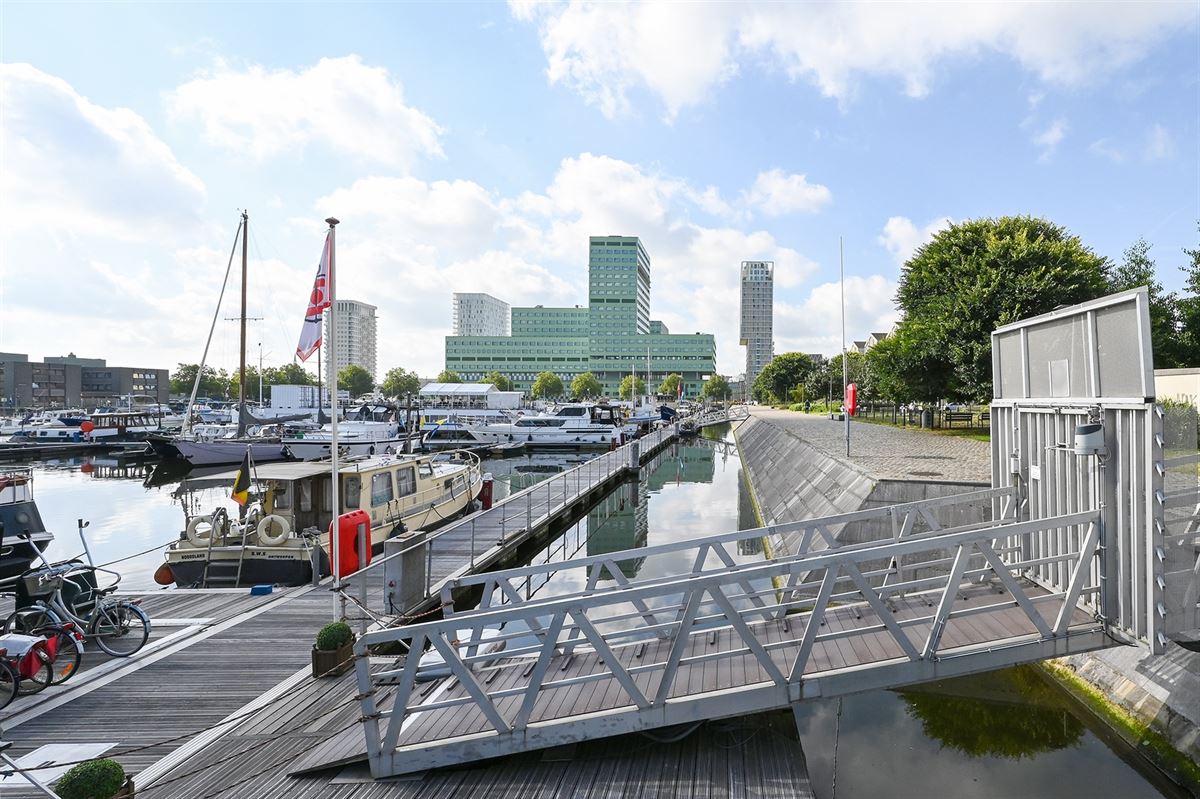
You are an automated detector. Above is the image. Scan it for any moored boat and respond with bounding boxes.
[463,403,632,448]
[161,450,483,588]
[0,467,54,582]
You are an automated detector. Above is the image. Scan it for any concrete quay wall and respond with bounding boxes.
[733,409,1200,784]
[733,413,990,557]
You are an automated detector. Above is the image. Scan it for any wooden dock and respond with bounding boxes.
[0,426,805,799]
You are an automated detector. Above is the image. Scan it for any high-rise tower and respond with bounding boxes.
[739,261,774,394]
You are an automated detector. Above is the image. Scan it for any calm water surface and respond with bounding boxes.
[23,431,1176,796]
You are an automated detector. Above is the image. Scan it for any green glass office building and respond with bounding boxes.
[444,236,716,396]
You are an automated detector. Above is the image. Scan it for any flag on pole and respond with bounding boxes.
[677,380,683,400]
[296,233,333,361]
[231,449,251,506]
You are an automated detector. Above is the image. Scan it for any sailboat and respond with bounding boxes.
[158,218,485,587]
[158,212,310,467]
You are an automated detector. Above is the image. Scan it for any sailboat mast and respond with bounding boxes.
[238,210,249,416]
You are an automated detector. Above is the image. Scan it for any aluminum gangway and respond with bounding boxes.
[295,288,1197,779]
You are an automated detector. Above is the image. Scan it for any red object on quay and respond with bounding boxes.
[479,474,494,510]
[332,509,372,578]
[845,383,858,416]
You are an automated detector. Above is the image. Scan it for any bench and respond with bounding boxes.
[943,411,975,427]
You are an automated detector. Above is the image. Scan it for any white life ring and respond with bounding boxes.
[256,514,292,546]
[186,514,215,547]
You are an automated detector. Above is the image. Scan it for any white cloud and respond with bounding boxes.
[878,215,953,266]
[0,63,206,240]
[513,1,1194,116]
[301,153,829,376]
[513,0,737,119]
[742,169,832,216]
[1032,117,1068,161]
[776,275,900,357]
[1088,138,1126,164]
[1144,123,1175,161]
[166,55,443,166]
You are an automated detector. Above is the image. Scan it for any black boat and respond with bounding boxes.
[0,467,54,582]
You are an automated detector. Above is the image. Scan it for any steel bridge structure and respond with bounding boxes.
[324,289,1198,779]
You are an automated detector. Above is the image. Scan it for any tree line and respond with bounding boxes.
[752,216,1200,406]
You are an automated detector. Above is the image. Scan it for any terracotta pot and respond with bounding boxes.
[312,641,353,678]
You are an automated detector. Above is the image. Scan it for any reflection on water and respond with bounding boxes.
[899,668,1083,760]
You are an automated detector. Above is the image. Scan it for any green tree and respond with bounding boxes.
[752,353,815,404]
[338,365,375,398]
[619,375,646,400]
[481,370,512,391]
[1173,225,1200,367]
[657,373,683,398]
[227,366,263,403]
[702,374,732,401]
[571,372,602,399]
[866,323,944,403]
[531,371,564,399]
[896,216,1111,402]
[263,363,315,387]
[381,367,421,398]
[1109,237,1183,368]
[170,363,229,398]
[435,369,461,383]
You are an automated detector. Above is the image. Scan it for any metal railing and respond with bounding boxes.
[338,426,677,618]
[353,504,1104,777]
[437,485,1019,616]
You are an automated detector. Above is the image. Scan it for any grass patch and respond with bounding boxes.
[1041,659,1200,793]
[851,413,992,442]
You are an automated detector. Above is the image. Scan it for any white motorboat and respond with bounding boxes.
[464,403,632,448]
[9,411,164,442]
[162,450,483,587]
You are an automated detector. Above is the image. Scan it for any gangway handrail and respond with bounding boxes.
[354,507,1103,777]
[438,484,1018,612]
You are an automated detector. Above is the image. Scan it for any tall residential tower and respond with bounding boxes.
[452,293,510,337]
[324,299,378,385]
[739,261,774,393]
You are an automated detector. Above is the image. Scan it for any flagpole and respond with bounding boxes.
[326,217,341,611]
[840,236,849,457]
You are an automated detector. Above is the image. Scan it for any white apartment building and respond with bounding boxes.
[324,299,378,385]
[452,293,510,337]
[739,261,774,391]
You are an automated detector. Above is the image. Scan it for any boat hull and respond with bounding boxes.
[173,439,292,467]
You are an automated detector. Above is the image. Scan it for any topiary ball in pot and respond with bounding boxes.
[56,758,126,799]
[315,621,354,651]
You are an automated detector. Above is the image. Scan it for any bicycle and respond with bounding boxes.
[0,652,17,709]
[0,635,52,696]
[6,561,150,658]
[31,621,84,684]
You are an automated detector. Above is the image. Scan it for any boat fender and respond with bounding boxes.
[186,515,215,547]
[369,445,376,456]
[153,562,175,586]
[257,514,291,546]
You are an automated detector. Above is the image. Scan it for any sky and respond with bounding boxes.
[1,1,1197,382]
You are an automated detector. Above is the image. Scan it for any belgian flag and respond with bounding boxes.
[231,450,251,506]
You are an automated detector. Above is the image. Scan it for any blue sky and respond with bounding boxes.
[1,1,1197,380]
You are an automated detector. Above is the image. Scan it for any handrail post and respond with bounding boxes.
[527,489,532,531]
[471,518,476,570]
[357,521,368,634]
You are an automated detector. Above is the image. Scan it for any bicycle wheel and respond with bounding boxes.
[0,659,17,709]
[5,606,61,635]
[40,627,84,685]
[16,645,52,695]
[92,601,150,657]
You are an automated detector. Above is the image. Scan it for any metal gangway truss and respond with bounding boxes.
[317,288,1197,778]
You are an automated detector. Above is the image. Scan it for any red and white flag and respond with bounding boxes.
[296,233,332,361]
[677,380,683,400]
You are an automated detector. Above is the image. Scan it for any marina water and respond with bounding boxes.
[24,431,1176,797]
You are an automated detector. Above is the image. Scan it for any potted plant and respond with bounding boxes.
[56,757,133,799]
[312,621,355,678]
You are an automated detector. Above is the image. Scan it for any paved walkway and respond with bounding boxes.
[751,408,992,484]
